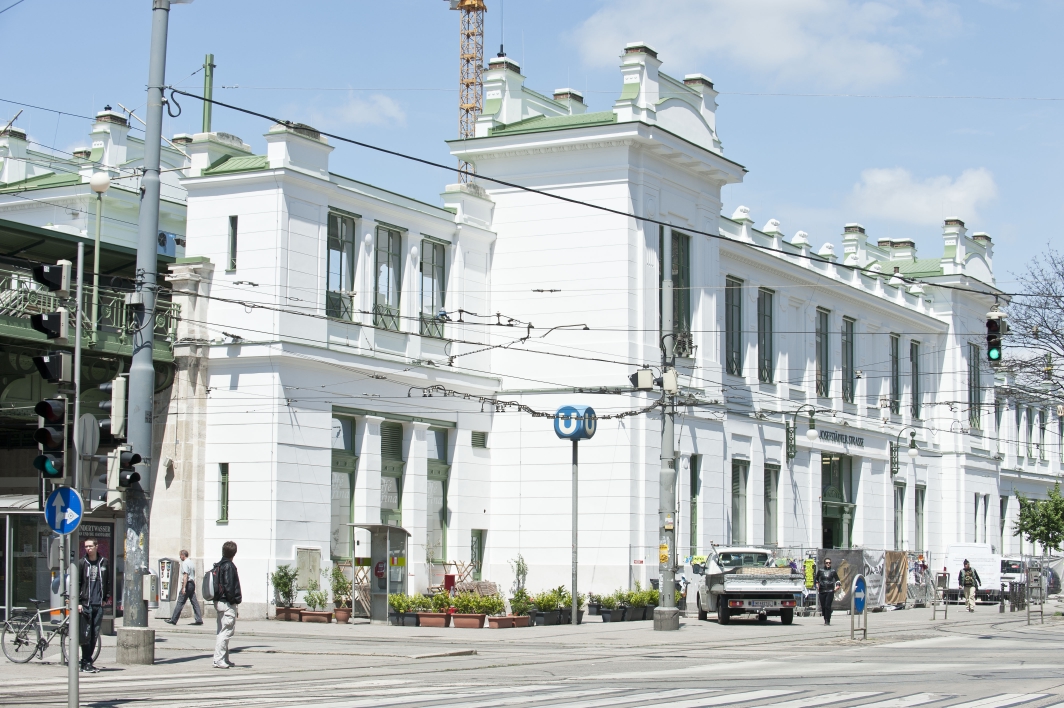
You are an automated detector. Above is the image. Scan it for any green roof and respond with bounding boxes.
[887,258,943,278]
[202,154,269,175]
[488,111,617,137]
[0,171,81,193]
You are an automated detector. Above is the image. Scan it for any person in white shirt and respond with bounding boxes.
[164,550,203,625]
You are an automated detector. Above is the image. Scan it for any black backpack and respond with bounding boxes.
[202,562,221,601]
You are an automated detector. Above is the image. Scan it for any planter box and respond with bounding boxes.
[334,607,353,624]
[559,608,586,625]
[533,610,561,626]
[275,607,301,621]
[452,613,486,629]
[300,610,333,623]
[488,615,514,629]
[587,603,600,616]
[600,608,625,622]
[626,606,645,621]
[511,615,530,627]
[416,612,450,628]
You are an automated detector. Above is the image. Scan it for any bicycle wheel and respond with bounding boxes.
[39,622,65,665]
[2,618,40,663]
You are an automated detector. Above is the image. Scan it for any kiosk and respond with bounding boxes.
[349,523,409,624]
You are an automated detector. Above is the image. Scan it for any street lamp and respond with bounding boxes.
[890,426,920,476]
[89,172,110,343]
[786,404,821,459]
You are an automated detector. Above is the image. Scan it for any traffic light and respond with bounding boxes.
[31,351,72,383]
[98,375,128,443]
[29,308,69,344]
[986,318,1003,362]
[33,398,66,480]
[32,260,71,297]
[99,446,142,510]
[629,369,654,390]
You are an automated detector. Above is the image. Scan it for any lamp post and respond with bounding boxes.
[786,404,822,460]
[89,172,110,344]
[890,426,921,476]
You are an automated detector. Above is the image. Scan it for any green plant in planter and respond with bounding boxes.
[587,592,601,606]
[270,564,299,608]
[510,588,532,616]
[532,589,560,612]
[388,593,409,614]
[608,589,628,608]
[675,589,683,607]
[477,593,505,616]
[304,577,329,612]
[429,592,451,612]
[642,589,660,607]
[599,591,620,610]
[452,591,481,614]
[407,593,430,613]
[329,565,353,609]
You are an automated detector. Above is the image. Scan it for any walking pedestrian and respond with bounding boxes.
[78,539,110,673]
[164,550,203,626]
[958,559,981,612]
[212,541,242,669]
[814,557,841,625]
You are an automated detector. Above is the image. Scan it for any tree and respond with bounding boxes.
[1003,248,1064,391]
[1013,483,1064,554]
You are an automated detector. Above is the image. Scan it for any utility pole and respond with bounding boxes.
[655,226,680,631]
[123,0,174,648]
[67,243,84,706]
[201,53,215,133]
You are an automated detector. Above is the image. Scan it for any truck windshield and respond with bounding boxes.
[1002,560,1023,574]
[718,552,770,568]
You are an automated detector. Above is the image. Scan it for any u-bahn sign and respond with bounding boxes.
[554,405,597,441]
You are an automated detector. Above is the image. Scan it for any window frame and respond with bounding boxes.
[764,464,779,546]
[419,238,447,338]
[968,343,982,429]
[689,456,700,557]
[218,462,230,523]
[910,340,921,419]
[730,460,748,545]
[659,228,693,355]
[889,334,901,414]
[725,277,743,376]
[757,288,774,384]
[227,215,238,272]
[893,483,905,551]
[816,309,830,397]
[915,486,926,552]
[841,317,856,404]
[326,212,357,321]
[374,226,403,331]
[1039,409,1047,460]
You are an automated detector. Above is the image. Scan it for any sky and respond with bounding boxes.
[2,0,1062,290]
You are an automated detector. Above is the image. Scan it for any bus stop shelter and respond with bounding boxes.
[348,523,409,624]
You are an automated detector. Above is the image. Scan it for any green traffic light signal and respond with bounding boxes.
[988,347,1001,361]
[33,453,64,479]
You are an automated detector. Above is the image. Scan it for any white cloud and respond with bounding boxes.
[573,0,960,89]
[309,93,407,129]
[848,167,997,225]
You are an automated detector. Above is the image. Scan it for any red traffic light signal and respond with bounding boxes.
[34,399,65,423]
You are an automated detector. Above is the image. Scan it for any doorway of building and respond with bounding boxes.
[821,454,855,549]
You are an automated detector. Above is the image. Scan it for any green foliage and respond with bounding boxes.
[329,566,353,608]
[510,588,533,616]
[270,564,299,608]
[452,591,480,614]
[388,593,410,613]
[600,589,627,610]
[407,593,431,612]
[478,594,505,615]
[510,554,529,593]
[674,589,683,607]
[429,592,452,613]
[303,577,329,612]
[587,592,602,606]
[532,588,562,611]
[627,583,646,607]
[1014,483,1064,553]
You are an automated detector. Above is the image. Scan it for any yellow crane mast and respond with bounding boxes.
[447,0,486,182]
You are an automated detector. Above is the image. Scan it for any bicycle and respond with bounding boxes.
[1,598,100,665]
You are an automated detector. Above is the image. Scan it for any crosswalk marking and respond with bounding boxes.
[618,689,801,708]
[522,689,717,708]
[750,692,883,708]
[856,694,946,708]
[945,695,1048,708]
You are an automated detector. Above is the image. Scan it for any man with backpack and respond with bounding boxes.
[958,559,981,612]
[207,541,242,669]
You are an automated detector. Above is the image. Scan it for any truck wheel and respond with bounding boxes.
[717,603,730,625]
[697,595,708,621]
[757,612,768,624]
[781,608,794,625]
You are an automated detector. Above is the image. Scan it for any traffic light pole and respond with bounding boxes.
[124,0,172,632]
[67,243,83,705]
[655,226,679,631]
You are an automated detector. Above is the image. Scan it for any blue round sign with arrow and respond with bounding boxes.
[44,486,83,536]
[853,575,867,615]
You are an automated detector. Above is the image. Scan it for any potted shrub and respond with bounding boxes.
[417,592,451,628]
[483,594,512,628]
[599,590,626,623]
[271,564,300,621]
[509,588,532,627]
[330,566,354,624]
[558,589,586,625]
[532,589,561,626]
[643,588,660,620]
[587,592,602,616]
[626,587,646,621]
[452,591,487,628]
[388,593,420,626]
[300,578,333,623]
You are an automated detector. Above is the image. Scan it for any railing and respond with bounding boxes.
[326,290,354,321]
[0,263,179,347]
[373,303,400,331]
[419,313,444,339]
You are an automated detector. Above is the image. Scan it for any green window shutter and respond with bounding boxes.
[471,431,487,448]
[381,422,404,461]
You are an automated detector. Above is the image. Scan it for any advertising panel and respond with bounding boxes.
[885,551,908,605]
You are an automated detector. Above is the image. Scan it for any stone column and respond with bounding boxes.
[404,422,430,593]
[353,416,383,554]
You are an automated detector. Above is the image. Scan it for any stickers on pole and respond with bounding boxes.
[44,486,83,535]
[554,405,597,440]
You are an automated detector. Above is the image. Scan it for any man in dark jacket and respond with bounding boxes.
[213,541,242,669]
[814,557,842,626]
[78,539,110,673]
[958,559,981,613]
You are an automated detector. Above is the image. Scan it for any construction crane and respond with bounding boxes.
[446,0,486,182]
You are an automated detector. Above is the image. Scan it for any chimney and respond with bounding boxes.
[186,131,252,177]
[552,88,587,115]
[90,105,131,167]
[841,223,868,266]
[265,123,333,177]
[941,216,967,274]
[613,42,661,123]
[683,74,720,145]
[0,124,29,184]
[477,55,528,133]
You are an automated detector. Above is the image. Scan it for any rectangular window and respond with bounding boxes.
[374,226,402,330]
[764,464,779,546]
[994,401,1004,455]
[659,228,692,354]
[427,477,446,562]
[999,496,1008,552]
[894,484,906,551]
[889,334,901,414]
[816,309,830,397]
[982,494,989,544]
[331,468,353,560]
[915,486,926,551]
[730,460,748,544]
[218,463,229,522]
[725,277,743,376]
[227,216,238,271]
[968,344,981,429]
[757,289,774,383]
[1059,416,1063,463]
[690,456,701,557]
[1015,406,1023,458]
[1039,409,1047,460]
[1026,408,1034,458]
[910,340,921,419]
[842,317,856,404]
[471,431,488,448]
[973,493,980,543]
[327,212,357,320]
[420,239,447,337]
[471,529,485,581]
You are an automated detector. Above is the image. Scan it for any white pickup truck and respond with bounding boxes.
[693,546,805,625]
